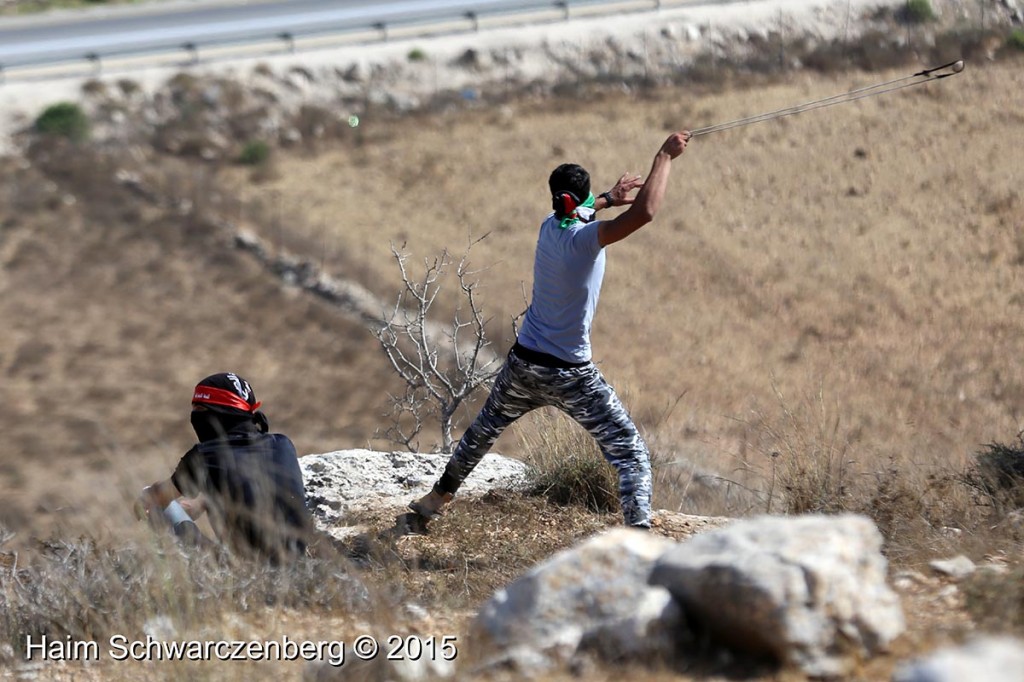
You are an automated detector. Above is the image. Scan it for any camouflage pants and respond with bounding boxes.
[437,349,653,527]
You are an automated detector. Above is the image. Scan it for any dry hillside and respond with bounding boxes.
[1,55,1023,551]
[223,58,1024,522]
[0,11,1021,674]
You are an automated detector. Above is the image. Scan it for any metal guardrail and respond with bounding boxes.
[0,0,734,80]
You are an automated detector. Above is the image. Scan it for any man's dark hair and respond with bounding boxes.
[548,163,590,202]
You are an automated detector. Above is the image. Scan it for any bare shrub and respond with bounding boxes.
[116,79,141,97]
[375,237,500,452]
[520,408,620,514]
[80,79,107,97]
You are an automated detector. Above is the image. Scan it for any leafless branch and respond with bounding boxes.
[375,236,500,452]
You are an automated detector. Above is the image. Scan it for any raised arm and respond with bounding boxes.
[597,131,690,247]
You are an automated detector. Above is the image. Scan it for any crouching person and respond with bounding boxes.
[135,372,313,564]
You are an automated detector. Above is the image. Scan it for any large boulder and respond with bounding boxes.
[893,636,1024,682]
[650,514,904,677]
[300,449,529,537]
[470,528,682,673]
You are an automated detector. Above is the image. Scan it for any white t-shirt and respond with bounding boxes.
[516,208,605,363]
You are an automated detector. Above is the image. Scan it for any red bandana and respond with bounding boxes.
[192,385,261,413]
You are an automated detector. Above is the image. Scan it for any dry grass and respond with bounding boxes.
[728,382,1014,563]
[222,60,1024,470]
[0,529,378,681]
[348,491,615,614]
[520,408,621,514]
[0,141,408,545]
[2,42,1024,680]
[0,535,368,645]
[219,57,1024,555]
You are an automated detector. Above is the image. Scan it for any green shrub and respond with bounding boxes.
[407,47,427,62]
[1008,29,1024,51]
[238,140,271,165]
[900,0,936,23]
[34,102,90,142]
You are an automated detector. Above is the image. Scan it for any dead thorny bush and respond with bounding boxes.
[375,236,501,453]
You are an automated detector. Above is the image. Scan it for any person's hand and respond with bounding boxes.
[605,172,644,207]
[177,496,206,519]
[661,131,691,159]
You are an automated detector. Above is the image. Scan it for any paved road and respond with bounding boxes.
[0,0,575,68]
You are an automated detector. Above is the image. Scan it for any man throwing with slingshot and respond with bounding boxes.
[401,130,691,534]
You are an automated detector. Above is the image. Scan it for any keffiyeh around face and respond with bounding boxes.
[558,192,596,229]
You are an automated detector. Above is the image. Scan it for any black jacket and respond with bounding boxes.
[173,423,312,561]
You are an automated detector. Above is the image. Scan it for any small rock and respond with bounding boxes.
[892,570,933,592]
[404,603,429,621]
[979,562,1010,576]
[144,615,177,640]
[306,654,454,681]
[935,584,960,609]
[929,555,976,580]
[472,529,681,673]
[893,636,1024,682]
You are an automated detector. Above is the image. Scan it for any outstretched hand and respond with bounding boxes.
[606,172,644,207]
[661,131,691,159]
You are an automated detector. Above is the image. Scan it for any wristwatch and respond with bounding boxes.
[600,191,614,208]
